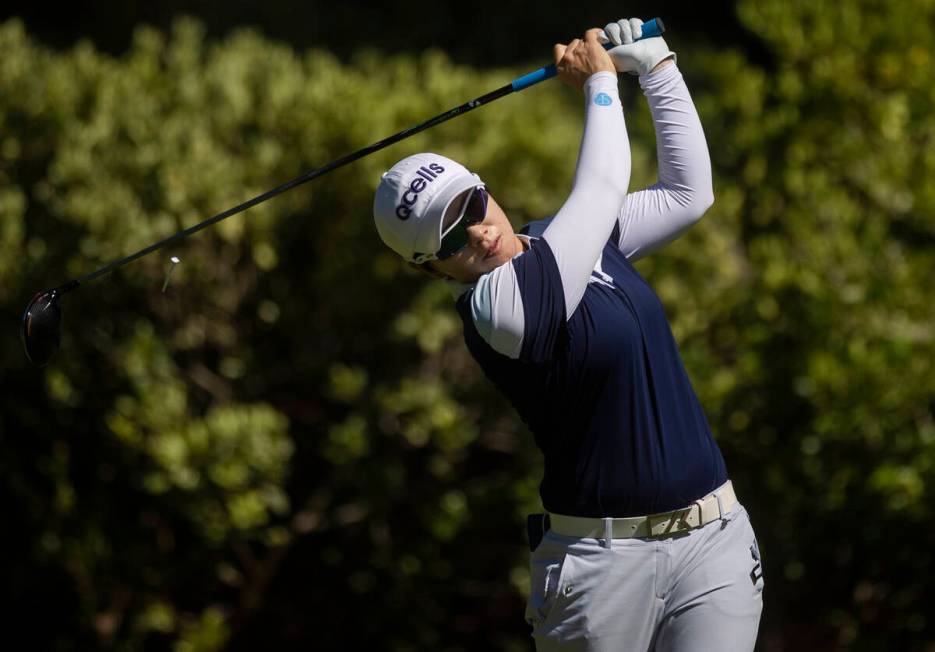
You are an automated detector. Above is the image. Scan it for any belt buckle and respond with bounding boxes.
[647,506,695,537]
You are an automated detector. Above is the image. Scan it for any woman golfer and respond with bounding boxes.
[373,18,764,652]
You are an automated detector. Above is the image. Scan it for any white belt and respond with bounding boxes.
[547,480,737,540]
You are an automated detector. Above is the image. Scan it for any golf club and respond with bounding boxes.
[21,18,665,366]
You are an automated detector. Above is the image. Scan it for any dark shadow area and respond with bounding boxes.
[1,0,772,67]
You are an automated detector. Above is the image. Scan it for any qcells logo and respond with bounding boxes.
[396,163,446,220]
[594,93,613,106]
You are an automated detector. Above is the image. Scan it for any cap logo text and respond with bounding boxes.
[396,163,445,220]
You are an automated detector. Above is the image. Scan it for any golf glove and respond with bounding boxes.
[599,17,676,77]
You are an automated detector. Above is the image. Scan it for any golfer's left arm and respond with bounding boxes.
[615,62,714,260]
[600,18,714,260]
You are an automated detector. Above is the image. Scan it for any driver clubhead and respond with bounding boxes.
[21,290,62,366]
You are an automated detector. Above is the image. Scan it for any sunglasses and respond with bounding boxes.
[419,186,489,263]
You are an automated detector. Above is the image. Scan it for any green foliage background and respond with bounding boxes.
[2,1,934,649]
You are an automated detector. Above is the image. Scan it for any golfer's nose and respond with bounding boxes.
[466,223,489,248]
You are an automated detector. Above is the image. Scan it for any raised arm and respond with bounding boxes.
[598,17,714,261]
[540,29,631,317]
[464,28,630,360]
[614,64,714,260]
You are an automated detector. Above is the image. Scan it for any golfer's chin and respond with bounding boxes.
[433,241,516,283]
[487,248,514,270]
[456,250,509,282]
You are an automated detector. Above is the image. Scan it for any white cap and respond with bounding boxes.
[373,153,483,262]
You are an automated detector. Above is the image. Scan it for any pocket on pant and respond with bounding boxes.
[525,548,575,628]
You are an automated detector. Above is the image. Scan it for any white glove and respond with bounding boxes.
[599,17,676,76]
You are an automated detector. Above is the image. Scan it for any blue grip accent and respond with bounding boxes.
[640,18,664,39]
[510,17,665,92]
[512,65,556,92]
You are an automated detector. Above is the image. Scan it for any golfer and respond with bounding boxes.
[373,18,763,651]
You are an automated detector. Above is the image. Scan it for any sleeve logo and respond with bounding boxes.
[594,93,613,106]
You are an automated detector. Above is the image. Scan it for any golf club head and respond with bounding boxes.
[21,289,62,366]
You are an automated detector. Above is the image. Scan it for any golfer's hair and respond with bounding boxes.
[407,260,450,280]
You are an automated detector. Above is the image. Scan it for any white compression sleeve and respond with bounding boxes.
[616,64,714,260]
[541,71,631,317]
[468,72,630,358]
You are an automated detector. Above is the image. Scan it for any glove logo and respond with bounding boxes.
[594,93,613,106]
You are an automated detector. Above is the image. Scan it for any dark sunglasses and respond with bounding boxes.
[435,186,489,261]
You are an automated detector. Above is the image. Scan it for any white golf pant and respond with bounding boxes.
[526,503,764,651]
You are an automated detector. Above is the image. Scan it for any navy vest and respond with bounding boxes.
[456,221,727,517]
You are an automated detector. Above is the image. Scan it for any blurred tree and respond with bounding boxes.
[1,0,934,649]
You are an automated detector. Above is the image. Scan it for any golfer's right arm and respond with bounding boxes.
[541,57,631,315]
[465,29,630,361]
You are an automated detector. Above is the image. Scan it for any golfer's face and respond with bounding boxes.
[431,194,518,282]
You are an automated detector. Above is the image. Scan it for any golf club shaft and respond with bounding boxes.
[56,18,664,294]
